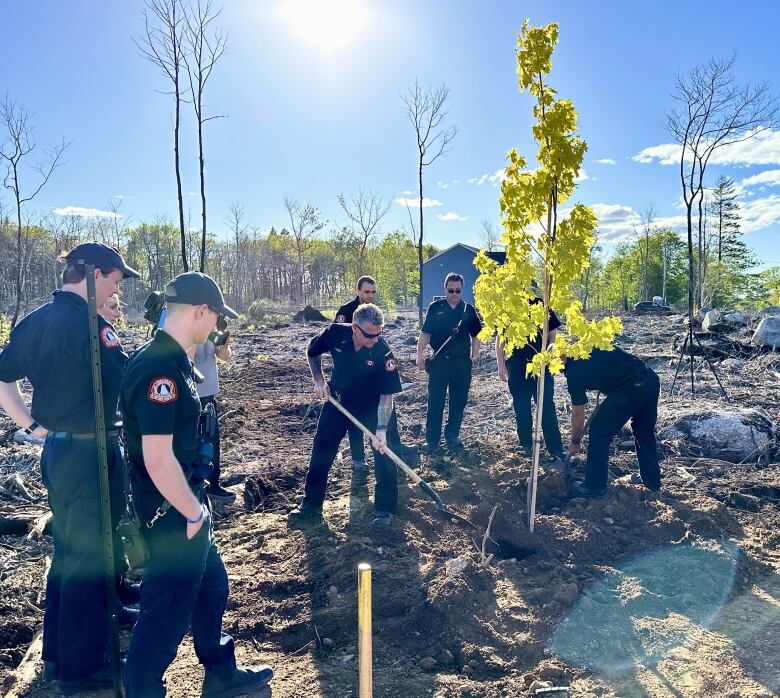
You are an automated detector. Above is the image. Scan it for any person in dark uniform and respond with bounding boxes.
[288,303,403,528]
[496,296,565,460]
[416,273,482,454]
[335,276,377,472]
[120,272,272,697]
[563,346,662,497]
[0,243,139,694]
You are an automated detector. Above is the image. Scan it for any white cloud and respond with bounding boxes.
[394,197,443,208]
[575,168,589,182]
[596,158,616,165]
[633,128,780,167]
[438,181,449,189]
[740,194,780,233]
[589,203,641,242]
[437,211,467,222]
[401,190,413,196]
[738,168,780,192]
[53,206,123,219]
[468,168,506,187]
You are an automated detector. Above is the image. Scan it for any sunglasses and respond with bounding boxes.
[446,288,462,294]
[356,324,382,339]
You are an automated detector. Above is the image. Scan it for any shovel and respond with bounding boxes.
[327,396,477,531]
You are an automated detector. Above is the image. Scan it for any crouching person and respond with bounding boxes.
[120,271,272,697]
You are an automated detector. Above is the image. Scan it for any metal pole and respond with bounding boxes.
[85,264,124,698]
[357,563,372,698]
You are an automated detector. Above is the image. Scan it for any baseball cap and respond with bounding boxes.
[164,271,238,319]
[66,242,141,279]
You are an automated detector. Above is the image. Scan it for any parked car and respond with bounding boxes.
[633,300,672,313]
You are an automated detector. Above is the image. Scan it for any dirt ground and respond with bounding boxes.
[1,312,779,697]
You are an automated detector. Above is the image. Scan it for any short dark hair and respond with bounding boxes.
[444,272,464,287]
[357,276,376,290]
[61,262,116,285]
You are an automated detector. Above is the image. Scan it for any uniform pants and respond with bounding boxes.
[507,367,563,454]
[200,395,222,487]
[348,410,402,461]
[40,434,124,681]
[303,399,398,514]
[125,477,235,697]
[425,356,472,445]
[585,368,661,490]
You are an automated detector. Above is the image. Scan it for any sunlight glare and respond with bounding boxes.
[280,0,369,52]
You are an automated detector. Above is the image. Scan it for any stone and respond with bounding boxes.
[418,656,437,670]
[554,582,579,606]
[528,680,554,692]
[759,305,780,316]
[752,317,780,349]
[439,649,455,665]
[723,311,747,325]
[462,665,474,675]
[538,664,566,679]
[445,555,471,576]
[701,310,722,332]
[321,637,334,648]
[292,305,329,323]
[341,654,355,662]
[659,408,774,463]
[696,306,712,323]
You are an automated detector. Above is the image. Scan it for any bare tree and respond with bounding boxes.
[0,96,67,326]
[136,0,190,271]
[402,78,457,323]
[183,0,227,272]
[337,188,390,275]
[283,197,324,304]
[635,202,656,301]
[666,54,776,393]
[479,217,500,252]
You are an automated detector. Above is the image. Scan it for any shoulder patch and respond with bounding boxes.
[100,326,121,348]
[336,314,346,323]
[384,358,397,372]
[148,377,178,403]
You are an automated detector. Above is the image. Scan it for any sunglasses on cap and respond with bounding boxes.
[356,324,382,339]
[446,288,462,294]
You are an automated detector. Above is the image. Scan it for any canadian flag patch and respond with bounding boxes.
[336,314,346,323]
[366,359,374,366]
[148,377,178,403]
[101,326,121,348]
[384,358,397,372]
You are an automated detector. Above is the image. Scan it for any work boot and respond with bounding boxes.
[371,511,395,528]
[351,458,369,473]
[208,484,237,504]
[117,579,141,605]
[53,664,113,695]
[201,665,274,698]
[118,605,139,626]
[287,501,323,527]
[446,439,465,454]
[571,480,608,498]
[419,442,442,456]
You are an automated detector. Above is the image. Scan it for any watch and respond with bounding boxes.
[24,420,40,435]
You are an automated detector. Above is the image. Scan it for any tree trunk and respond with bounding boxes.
[198,112,207,272]
[417,161,424,326]
[174,71,188,271]
[10,191,23,328]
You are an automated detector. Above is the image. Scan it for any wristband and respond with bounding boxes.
[24,420,40,435]
[186,506,204,524]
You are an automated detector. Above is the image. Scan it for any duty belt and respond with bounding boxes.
[49,430,121,441]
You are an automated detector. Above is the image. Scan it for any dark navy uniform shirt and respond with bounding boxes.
[0,290,127,432]
[120,330,202,475]
[307,323,402,403]
[421,299,482,359]
[335,296,360,324]
[505,298,562,369]
[564,347,648,406]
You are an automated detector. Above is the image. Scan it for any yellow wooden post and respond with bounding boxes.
[357,563,372,698]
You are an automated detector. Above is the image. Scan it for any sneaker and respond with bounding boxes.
[571,480,608,498]
[287,502,323,527]
[371,511,395,527]
[208,484,237,504]
[419,442,443,456]
[201,665,274,698]
[352,459,369,473]
[53,664,113,695]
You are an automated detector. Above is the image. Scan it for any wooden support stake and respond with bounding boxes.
[357,563,372,698]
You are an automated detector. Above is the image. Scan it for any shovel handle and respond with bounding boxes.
[326,396,423,485]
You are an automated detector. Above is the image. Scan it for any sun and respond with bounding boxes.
[280,0,369,52]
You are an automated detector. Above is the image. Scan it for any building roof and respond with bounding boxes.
[422,242,506,266]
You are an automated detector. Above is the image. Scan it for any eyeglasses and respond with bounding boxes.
[356,324,382,339]
[446,288,462,294]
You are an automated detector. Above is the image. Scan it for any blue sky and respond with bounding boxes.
[2,0,780,267]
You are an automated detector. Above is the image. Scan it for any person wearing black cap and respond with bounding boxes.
[287,303,403,528]
[0,242,139,694]
[120,271,272,697]
[416,272,482,454]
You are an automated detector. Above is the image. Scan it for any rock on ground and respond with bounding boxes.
[752,316,780,348]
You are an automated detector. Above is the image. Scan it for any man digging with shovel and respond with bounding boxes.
[288,303,403,528]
